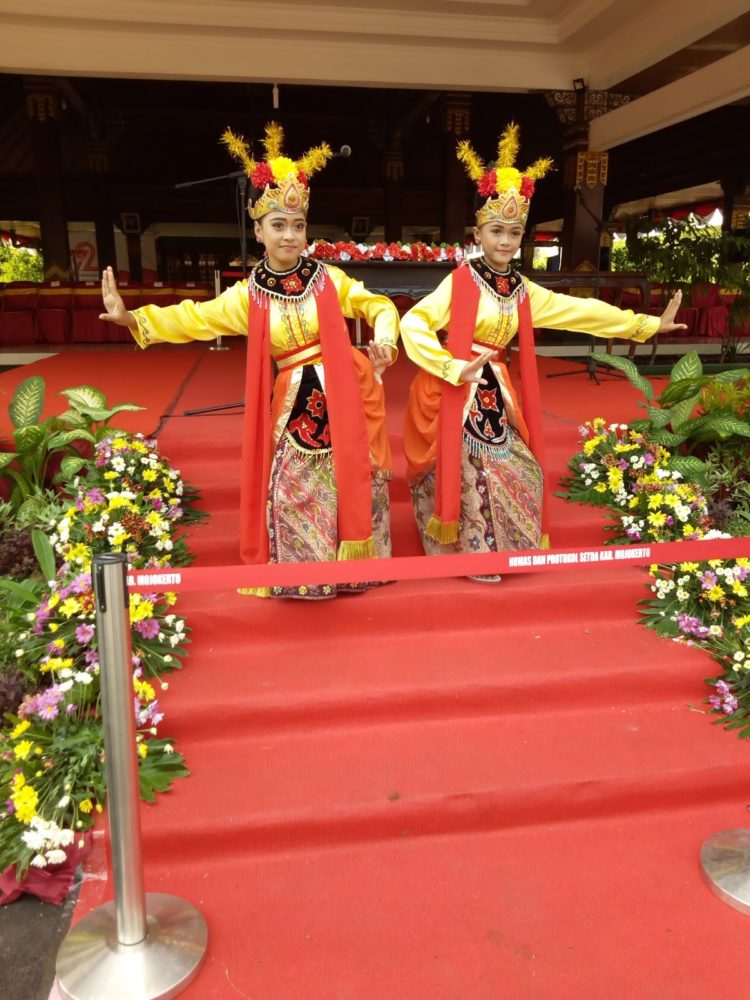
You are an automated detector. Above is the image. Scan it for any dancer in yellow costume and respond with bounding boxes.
[101,123,399,599]
[400,123,686,578]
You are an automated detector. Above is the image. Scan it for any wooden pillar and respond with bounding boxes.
[24,78,70,279]
[383,150,404,243]
[89,142,117,271]
[546,87,629,271]
[441,94,471,244]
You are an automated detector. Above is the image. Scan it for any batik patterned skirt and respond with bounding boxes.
[265,364,391,600]
[411,426,543,557]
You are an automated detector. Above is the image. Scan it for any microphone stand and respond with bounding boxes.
[173,169,249,415]
[546,186,625,384]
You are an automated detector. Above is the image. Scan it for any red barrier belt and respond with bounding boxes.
[127,537,750,592]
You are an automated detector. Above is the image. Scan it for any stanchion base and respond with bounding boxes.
[55,892,208,1000]
[208,345,230,351]
[700,828,750,916]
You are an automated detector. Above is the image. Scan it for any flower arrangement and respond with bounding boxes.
[307,241,466,263]
[558,418,711,544]
[50,434,205,571]
[0,566,189,877]
[0,427,203,884]
[561,410,750,742]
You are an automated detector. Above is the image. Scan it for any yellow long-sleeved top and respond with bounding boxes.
[400,269,660,385]
[130,263,400,357]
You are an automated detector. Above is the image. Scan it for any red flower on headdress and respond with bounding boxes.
[297,171,309,188]
[251,162,274,188]
[478,170,497,198]
[520,176,535,200]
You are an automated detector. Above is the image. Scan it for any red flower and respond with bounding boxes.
[251,162,274,188]
[297,171,309,188]
[520,176,535,200]
[281,273,304,294]
[477,387,499,411]
[478,170,497,198]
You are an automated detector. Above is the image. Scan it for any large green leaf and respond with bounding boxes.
[713,368,749,384]
[31,528,57,581]
[13,424,45,453]
[669,455,709,488]
[56,455,89,482]
[56,408,89,428]
[645,406,673,428]
[669,351,702,383]
[61,385,107,411]
[47,429,96,449]
[15,495,47,528]
[648,428,689,446]
[670,394,701,429]
[9,376,45,428]
[0,576,42,603]
[108,403,145,415]
[590,352,653,400]
[75,406,117,423]
[658,377,706,406]
[690,413,750,442]
[0,452,17,470]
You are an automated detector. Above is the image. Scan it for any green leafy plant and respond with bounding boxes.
[0,378,144,525]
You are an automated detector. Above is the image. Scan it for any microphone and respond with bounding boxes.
[333,144,352,158]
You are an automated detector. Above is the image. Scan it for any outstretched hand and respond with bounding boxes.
[657,290,688,335]
[459,349,497,385]
[99,266,136,328]
[366,342,394,384]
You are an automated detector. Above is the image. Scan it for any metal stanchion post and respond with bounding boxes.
[56,553,207,1000]
[701,828,750,916]
[209,269,229,352]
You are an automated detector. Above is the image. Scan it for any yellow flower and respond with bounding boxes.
[629,497,639,509]
[165,592,177,606]
[12,784,38,824]
[495,166,523,192]
[110,530,128,547]
[138,743,148,759]
[269,155,295,181]
[10,720,31,740]
[607,468,623,491]
[583,435,605,456]
[733,615,750,629]
[66,543,91,565]
[95,803,103,814]
[14,740,34,760]
[647,493,664,510]
[648,512,666,528]
[59,597,82,619]
[103,470,118,480]
[594,483,607,493]
[47,593,60,609]
[48,622,59,633]
[143,469,157,482]
[129,596,154,621]
[112,437,130,449]
[732,582,748,598]
[79,799,93,814]
[680,563,699,572]
[134,678,156,702]
[108,495,134,511]
[706,585,725,602]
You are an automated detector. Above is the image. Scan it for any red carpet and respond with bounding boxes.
[12,346,748,999]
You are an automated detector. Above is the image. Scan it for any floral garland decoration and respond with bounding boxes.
[306,241,467,263]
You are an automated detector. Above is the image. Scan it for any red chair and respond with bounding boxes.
[72,282,109,342]
[0,282,38,344]
[36,281,72,344]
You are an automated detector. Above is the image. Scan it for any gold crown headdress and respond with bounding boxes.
[457,122,554,227]
[221,122,333,220]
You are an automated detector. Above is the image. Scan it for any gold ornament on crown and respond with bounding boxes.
[221,122,333,220]
[457,122,554,227]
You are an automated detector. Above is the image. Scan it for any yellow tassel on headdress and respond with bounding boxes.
[262,121,285,161]
[425,515,460,545]
[220,128,256,175]
[525,157,554,182]
[456,140,485,182]
[298,142,334,177]
[497,122,520,169]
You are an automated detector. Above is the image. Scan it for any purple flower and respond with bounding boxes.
[723,695,739,714]
[86,488,105,505]
[699,571,717,591]
[75,624,95,645]
[134,618,160,639]
[643,453,655,465]
[618,460,629,471]
[5,799,14,815]
[716,680,731,696]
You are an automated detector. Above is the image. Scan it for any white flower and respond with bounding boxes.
[733,652,746,662]
[161,682,169,691]
[59,829,75,847]
[74,672,93,685]
[164,744,174,755]
[46,849,67,865]
[58,680,74,692]
[30,854,47,868]
[58,795,70,808]
[22,830,45,851]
